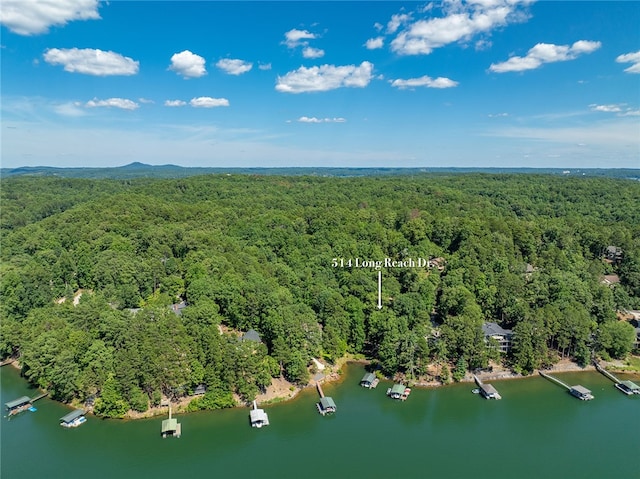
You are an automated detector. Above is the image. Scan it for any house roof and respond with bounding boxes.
[60,409,85,423]
[482,322,512,337]
[242,329,261,342]
[5,396,30,409]
[319,397,336,410]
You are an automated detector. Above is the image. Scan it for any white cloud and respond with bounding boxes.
[216,58,253,75]
[276,61,374,93]
[53,101,86,117]
[387,13,411,34]
[283,29,317,48]
[390,75,458,89]
[0,0,100,35]
[365,37,384,50]
[169,50,206,78]
[488,112,509,118]
[43,48,139,76]
[165,100,187,107]
[390,1,531,55]
[590,104,622,113]
[302,47,325,59]
[189,97,229,108]
[490,40,601,73]
[258,63,272,70]
[86,98,139,110]
[616,50,640,74]
[138,98,154,104]
[621,109,640,117]
[298,116,346,123]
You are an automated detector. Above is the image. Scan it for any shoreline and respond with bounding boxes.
[4,354,639,420]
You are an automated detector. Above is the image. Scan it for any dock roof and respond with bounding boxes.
[60,409,85,423]
[571,385,592,395]
[161,418,178,433]
[250,408,269,423]
[390,384,406,395]
[620,380,640,391]
[361,372,376,384]
[319,397,336,410]
[480,384,499,396]
[5,396,31,409]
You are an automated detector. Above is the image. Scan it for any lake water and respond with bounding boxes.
[1,363,639,478]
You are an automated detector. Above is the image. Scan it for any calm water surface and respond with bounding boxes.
[2,363,639,479]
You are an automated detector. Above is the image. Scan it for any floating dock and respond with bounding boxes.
[161,406,181,438]
[473,375,501,400]
[5,392,49,417]
[249,400,269,428]
[316,382,336,415]
[539,371,593,400]
[60,409,86,428]
[387,383,411,400]
[360,372,379,389]
[594,361,640,395]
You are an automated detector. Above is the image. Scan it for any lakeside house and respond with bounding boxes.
[60,409,86,428]
[604,246,623,264]
[601,274,620,287]
[482,322,513,353]
[194,384,206,396]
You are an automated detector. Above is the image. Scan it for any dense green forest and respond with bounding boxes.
[1,174,639,416]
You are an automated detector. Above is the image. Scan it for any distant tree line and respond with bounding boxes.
[1,174,638,416]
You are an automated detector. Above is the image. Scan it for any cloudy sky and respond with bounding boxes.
[1,0,639,168]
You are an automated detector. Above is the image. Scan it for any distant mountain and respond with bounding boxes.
[1,163,638,180]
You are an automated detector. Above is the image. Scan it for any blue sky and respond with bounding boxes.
[1,0,639,169]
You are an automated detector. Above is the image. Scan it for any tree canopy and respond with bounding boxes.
[1,173,638,415]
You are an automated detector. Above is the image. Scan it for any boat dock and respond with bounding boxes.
[161,406,181,438]
[60,409,87,428]
[0,358,16,367]
[5,392,49,416]
[594,361,640,395]
[360,372,379,389]
[539,371,594,400]
[249,400,269,428]
[387,383,411,400]
[473,375,501,400]
[316,382,336,415]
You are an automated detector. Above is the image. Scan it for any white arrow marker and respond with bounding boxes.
[377,270,382,310]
